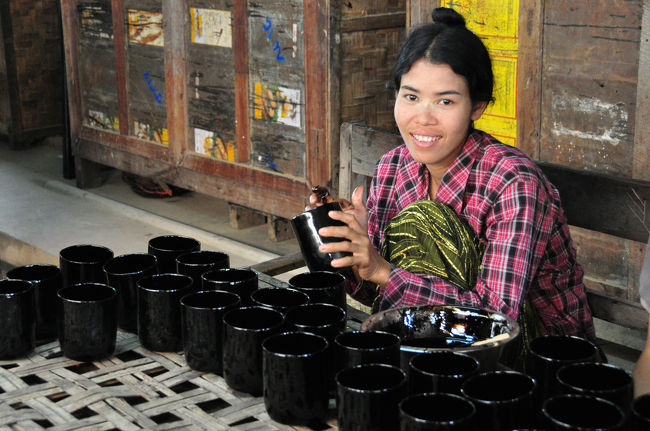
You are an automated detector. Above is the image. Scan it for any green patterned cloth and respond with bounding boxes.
[377,200,540,370]
[382,201,484,292]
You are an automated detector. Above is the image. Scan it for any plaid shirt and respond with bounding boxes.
[351,130,595,339]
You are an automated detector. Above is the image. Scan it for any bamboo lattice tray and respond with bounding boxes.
[0,272,349,430]
[0,329,338,430]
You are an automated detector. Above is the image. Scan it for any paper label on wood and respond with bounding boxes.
[128,10,164,46]
[253,82,301,128]
[445,0,519,146]
[86,110,119,131]
[134,121,168,145]
[194,128,235,161]
[79,2,113,40]
[190,8,232,48]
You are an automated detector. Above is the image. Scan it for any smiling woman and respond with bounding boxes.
[310,7,598,369]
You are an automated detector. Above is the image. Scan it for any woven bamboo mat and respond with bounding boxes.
[0,331,338,430]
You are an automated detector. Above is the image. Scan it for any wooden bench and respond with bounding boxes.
[338,121,650,333]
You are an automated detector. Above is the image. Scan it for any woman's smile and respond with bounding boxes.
[411,133,441,147]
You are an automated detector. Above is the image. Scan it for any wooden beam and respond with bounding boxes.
[407,0,439,29]
[340,12,406,33]
[163,0,188,162]
[60,0,83,149]
[633,2,650,181]
[0,0,21,147]
[251,251,305,276]
[111,0,128,136]
[516,0,544,159]
[304,0,330,189]
[539,162,650,244]
[73,140,309,219]
[233,0,249,163]
[587,291,648,331]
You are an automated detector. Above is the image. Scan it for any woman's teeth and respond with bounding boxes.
[413,134,439,142]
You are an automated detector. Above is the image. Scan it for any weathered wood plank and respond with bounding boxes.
[229,204,266,230]
[111,0,129,135]
[540,1,642,177]
[233,0,249,163]
[588,291,648,331]
[163,0,187,161]
[405,0,437,28]
[304,0,330,188]
[251,251,305,276]
[341,12,405,32]
[538,162,650,244]
[633,2,650,181]
[516,0,543,159]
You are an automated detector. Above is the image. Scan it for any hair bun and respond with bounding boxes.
[431,7,466,27]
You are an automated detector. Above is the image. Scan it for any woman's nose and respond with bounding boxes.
[415,104,438,125]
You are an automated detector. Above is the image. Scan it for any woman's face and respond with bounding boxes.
[394,59,486,178]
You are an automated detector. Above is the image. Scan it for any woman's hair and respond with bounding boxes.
[390,7,494,104]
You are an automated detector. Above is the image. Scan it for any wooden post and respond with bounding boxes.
[633,2,650,181]
[516,0,544,159]
[164,0,188,162]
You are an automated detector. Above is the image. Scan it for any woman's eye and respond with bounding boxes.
[440,99,453,105]
[405,94,418,102]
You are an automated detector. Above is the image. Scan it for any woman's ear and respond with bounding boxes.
[470,101,488,121]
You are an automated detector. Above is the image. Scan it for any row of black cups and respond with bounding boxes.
[0,235,348,359]
[2,235,650,430]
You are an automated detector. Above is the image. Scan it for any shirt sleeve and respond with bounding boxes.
[380,178,551,320]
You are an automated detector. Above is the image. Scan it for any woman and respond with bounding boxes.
[312,8,596,359]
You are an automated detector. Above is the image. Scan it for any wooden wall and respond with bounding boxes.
[340,0,406,131]
[0,0,64,147]
[525,1,649,305]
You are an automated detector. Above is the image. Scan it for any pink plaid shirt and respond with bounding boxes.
[350,130,595,339]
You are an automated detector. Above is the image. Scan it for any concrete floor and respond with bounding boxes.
[0,137,303,279]
[0,137,644,372]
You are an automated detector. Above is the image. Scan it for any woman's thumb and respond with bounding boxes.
[352,185,365,206]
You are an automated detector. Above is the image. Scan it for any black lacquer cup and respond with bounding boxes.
[461,370,536,431]
[542,394,626,430]
[334,330,401,375]
[0,279,35,359]
[137,273,193,352]
[262,331,330,425]
[556,362,633,415]
[291,201,352,273]
[285,302,347,387]
[57,283,117,361]
[284,302,347,345]
[103,253,158,333]
[202,267,258,305]
[336,363,408,431]
[175,250,229,288]
[147,235,200,274]
[399,392,477,431]
[180,290,240,373]
[408,351,480,396]
[527,335,599,403]
[222,306,284,396]
[6,264,61,341]
[288,270,347,309]
[59,244,114,288]
[632,393,650,431]
[250,287,310,314]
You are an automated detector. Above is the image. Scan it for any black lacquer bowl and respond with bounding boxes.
[361,305,519,371]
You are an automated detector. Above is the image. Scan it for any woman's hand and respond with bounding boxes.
[318,186,391,286]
